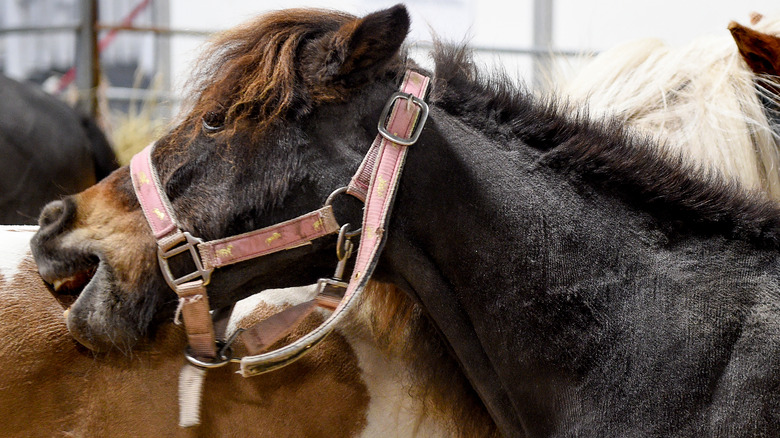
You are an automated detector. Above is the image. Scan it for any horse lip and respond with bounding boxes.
[42,257,101,309]
[63,306,99,351]
[62,261,113,352]
[51,265,97,293]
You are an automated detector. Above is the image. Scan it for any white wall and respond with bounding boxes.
[167,0,780,94]
[4,1,777,94]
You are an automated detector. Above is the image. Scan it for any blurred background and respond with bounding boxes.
[1,0,779,163]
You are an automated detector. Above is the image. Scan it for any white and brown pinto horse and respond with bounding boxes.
[1,227,494,437]
[560,13,780,198]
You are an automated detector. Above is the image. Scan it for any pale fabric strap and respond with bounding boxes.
[130,144,178,240]
[346,136,382,201]
[347,71,430,281]
[240,300,318,355]
[131,144,342,267]
[130,143,343,357]
[346,71,429,200]
[178,363,207,427]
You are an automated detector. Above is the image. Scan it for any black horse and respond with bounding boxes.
[31,5,780,437]
[0,74,117,224]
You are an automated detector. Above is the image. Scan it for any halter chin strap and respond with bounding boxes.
[130,69,430,423]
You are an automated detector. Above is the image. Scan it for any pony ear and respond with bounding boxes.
[320,4,410,84]
[728,21,780,77]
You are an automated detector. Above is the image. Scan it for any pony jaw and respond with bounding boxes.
[39,248,139,352]
[31,177,162,353]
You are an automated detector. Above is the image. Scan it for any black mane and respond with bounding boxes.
[429,44,780,248]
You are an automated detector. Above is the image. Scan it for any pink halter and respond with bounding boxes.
[130,70,431,374]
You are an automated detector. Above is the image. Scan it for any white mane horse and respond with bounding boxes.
[0,226,496,437]
[559,13,780,198]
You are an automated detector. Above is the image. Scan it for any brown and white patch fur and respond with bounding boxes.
[0,226,487,437]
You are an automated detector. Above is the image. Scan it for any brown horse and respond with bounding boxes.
[1,226,494,437]
[29,5,780,436]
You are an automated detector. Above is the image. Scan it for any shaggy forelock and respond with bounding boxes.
[173,9,356,142]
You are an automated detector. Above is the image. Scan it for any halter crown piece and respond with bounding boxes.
[130,70,431,427]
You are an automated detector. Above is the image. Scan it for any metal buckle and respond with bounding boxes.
[377,91,429,146]
[324,187,361,237]
[157,231,214,292]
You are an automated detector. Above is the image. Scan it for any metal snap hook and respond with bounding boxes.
[336,224,355,261]
[184,334,242,369]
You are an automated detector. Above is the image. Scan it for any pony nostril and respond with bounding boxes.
[38,200,67,228]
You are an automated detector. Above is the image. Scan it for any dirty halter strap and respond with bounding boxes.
[130,70,430,375]
[131,148,341,360]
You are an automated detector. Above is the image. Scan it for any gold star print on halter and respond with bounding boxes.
[136,171,151,185]
[216,245,234,257]
[266,232,282,245]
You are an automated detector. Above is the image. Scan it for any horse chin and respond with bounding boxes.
[61,262,141,353]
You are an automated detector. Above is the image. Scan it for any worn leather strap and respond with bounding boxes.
[176,281,217,360]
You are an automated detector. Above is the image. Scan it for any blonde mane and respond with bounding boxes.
[558,14,780,199]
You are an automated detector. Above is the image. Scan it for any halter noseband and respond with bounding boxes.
[130,70,430,382]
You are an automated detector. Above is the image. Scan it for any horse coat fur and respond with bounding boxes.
[28,6,780,437]
[2,227,481,437]
[0,74,117,224]
[559,13,780,200]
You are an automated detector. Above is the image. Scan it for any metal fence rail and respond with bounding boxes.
[0,0,588,119]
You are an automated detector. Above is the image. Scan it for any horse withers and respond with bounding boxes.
[0,74,117,224]
[30,5,780,436]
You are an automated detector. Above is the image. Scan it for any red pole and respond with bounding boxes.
[57,0,153,94]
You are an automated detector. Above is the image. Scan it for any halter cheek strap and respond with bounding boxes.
[131,147,341,359]
[240,70,430,375]
[130,69,430,424]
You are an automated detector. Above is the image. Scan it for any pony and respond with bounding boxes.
[29,5,780,436]
[0,226,491,437]
[0,74,118,225]
[558,13,780,199]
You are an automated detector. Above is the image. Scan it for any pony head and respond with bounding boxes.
[31,5,413,352]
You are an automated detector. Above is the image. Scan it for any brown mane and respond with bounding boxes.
[175,9,356,141]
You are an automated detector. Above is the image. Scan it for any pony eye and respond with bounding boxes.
[202,111,225,133]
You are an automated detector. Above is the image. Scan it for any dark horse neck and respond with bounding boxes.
[379,104,780,437]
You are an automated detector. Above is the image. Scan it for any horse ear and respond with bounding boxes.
[728,21,780,77]
[320,4,410,84]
